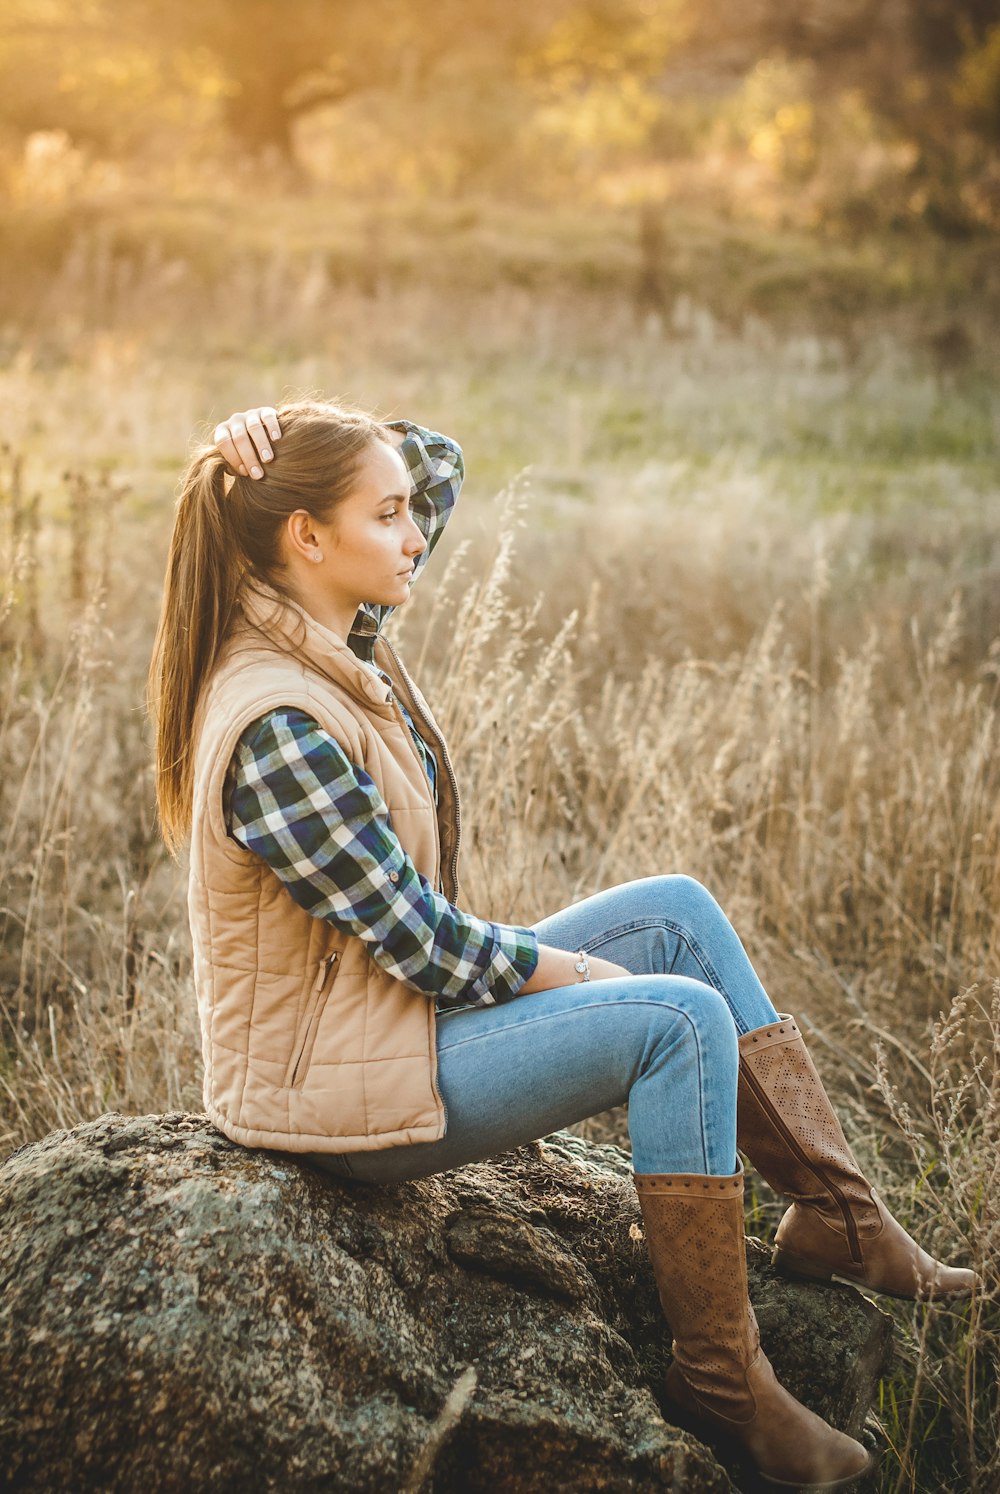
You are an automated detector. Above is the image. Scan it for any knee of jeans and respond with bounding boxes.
[660,978,739,1075]
[656,872,716,910]
[656,873,725,930]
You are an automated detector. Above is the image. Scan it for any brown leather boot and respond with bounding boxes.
[737,1015,977,1299]
[634,1168,871,1488]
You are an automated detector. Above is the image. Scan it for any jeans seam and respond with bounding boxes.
[585,918,750,1036]
[691,1011,710,1171]
[438,995,703,1052]
[581,918,667,945]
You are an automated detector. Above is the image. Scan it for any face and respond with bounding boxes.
[289,439,427,632]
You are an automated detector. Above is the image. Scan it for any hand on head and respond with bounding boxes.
[214,407,283,479]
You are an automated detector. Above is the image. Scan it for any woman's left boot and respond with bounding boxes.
[737,1015,977,1300]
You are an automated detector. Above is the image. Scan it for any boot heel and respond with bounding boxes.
[773,1246,834,1283]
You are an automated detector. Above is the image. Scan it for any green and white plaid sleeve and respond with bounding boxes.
[225,709,539,1009]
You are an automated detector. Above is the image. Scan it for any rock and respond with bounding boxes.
[0,1113,892,1493]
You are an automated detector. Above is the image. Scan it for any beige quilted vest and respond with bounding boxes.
[188,585,460,1152]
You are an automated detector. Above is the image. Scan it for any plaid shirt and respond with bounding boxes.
[224,420,539,1009]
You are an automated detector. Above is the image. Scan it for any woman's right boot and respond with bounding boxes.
[633,1168,871,1489]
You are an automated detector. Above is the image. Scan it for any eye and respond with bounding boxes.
[380,508,399,522]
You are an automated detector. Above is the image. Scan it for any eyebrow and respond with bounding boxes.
[374,491,411,506]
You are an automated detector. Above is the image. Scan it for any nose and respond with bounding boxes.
[403,512,426,557]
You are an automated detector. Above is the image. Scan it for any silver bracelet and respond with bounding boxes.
[574,950,591,982]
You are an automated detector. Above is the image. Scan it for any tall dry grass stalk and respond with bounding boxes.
[870,987,999,1493]
[1,426,997,1488]
[0,459,196,1151]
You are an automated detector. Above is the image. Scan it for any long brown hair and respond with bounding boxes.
[148,400,389,855]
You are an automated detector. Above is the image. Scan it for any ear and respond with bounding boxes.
[284,509,323,563]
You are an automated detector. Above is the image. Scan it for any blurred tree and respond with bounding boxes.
[683,0,1000,149]
[0,1,176,153]
[138,0,380,159]
[0,0,996,235]
[135,0,572,160]
[955,24,1000,143]
[598,0,1000,230]
[0,0,571,164]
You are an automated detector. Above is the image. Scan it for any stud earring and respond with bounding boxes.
[311,550,324,563]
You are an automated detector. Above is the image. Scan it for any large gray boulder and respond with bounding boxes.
[0,1113,891,1492]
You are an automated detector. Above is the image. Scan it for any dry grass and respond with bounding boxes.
[0,289,997,1491]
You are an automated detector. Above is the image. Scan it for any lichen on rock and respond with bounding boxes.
[0,1112,891,1492]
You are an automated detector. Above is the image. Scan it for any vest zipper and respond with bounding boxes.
[741,1064,863,1265]
[380,636,462,901]
[289,952,338,1088]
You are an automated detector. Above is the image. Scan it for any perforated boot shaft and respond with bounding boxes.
[737,1017,880,1247]
[634,1171,760,1422]
[737,1017,977,1298]
[633,1168,872,1486]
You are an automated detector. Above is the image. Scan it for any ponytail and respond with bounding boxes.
[147,447,243,856]
[148,399,387,855]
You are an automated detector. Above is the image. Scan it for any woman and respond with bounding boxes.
[149,400,975,1490]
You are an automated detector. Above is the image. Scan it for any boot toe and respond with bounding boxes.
[744,1356,871,1489]
[775,1199,978,1302]
[925,1263,977,1299]
[669,1354,873,1490]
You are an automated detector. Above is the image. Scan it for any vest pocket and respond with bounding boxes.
[286,952,338,1088]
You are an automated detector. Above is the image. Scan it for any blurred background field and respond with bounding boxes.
[1,3,999,1491]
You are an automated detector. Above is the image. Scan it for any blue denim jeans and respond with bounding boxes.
[309,875,779,1184]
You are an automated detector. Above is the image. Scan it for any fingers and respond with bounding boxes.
[259,407,281,443]
[213,407,283,479]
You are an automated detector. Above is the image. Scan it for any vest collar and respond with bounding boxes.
[238,582,394,710]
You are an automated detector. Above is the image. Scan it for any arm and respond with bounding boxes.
[212,421,624,992]
[226,709,539,1008]
[517,944,629,993]
[382,419,464,591]
[351,420,464,640]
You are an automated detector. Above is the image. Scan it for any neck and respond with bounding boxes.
[282,572,359,643]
